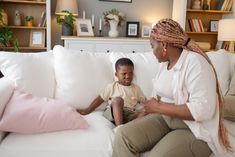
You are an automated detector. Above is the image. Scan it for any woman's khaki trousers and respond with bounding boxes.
[112,114,211,157]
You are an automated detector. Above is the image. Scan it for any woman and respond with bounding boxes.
[112,18,231,157]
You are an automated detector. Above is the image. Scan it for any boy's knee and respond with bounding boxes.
[112,97,124,106]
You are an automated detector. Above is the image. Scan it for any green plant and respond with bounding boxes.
[0,11,19,52]
[103,8,126,26]
[25,16,34,22]
[56,10,75,29]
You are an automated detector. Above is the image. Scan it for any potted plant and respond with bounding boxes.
[0,11,19,52]
[25,16,34,27]
[56,10,75,36]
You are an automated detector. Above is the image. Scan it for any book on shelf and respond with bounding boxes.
[188,19,204,32]
[217,0,233,11]
[39,11,46,27]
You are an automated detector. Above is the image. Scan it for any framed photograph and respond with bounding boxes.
[210,20,219,32]
[141,25,151,38]
[77,19,94,37]
[99,0,132,3]
[29,30,45,47]
[126,22,140,37]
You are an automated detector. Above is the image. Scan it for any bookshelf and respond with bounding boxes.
[0,0,51,52]
[186,0,234,51]
[172,0,234,52]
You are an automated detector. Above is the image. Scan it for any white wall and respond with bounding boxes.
[51,0,173,47]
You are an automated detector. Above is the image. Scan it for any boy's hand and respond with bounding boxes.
[76,109,90,115]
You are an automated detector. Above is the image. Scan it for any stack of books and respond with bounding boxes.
[188,19,204,32]
[216,0,233,11]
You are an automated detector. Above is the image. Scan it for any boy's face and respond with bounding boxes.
[115,65,134,86]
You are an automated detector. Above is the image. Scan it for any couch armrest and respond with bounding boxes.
[224,95,235,121]
[0,77,14,143]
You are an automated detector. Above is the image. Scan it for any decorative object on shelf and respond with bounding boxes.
[103,8,126,37]
[14,10,21,26]
[141,25,151,38]
[99,0,132,3]
[77,19,94,37]
[29,30,45,47]
[209,20,219,32]
[218,19,235,53]
[202,0,210,10]
[126,21,140,37]
[56,10,76,36]
[55,0,78,36]
[0,9,8,26]
[192,0,201,10]
[25,16,34,27]
[0,11,19,52]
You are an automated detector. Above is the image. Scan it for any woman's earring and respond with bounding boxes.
[162,50,167,57]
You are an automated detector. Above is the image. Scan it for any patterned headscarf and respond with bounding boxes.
[151,18,231,150]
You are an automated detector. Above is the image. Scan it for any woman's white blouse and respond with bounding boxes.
[152,50,232,156]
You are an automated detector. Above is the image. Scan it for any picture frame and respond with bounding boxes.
[29,30,45,47]
[126,21,140,37]
[141,25,151,38]
[210,20,219,32]
[99,0,132,3]
[77,19,94,37]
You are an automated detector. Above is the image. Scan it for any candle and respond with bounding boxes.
[99,18,102,30]
[91,15,94,27]
[83,10,86,19]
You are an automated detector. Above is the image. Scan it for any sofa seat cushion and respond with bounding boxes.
[0,111,115,157]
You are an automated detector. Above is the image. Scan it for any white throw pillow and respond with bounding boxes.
[207,49,231,96]
[53,45,114,110]
[0,77,14,118]
[109,52,159,98]
[227,72,235,96]
[0,51,55,98]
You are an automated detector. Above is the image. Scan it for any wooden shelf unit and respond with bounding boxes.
[0,0,51,52]
[185,0,234,51]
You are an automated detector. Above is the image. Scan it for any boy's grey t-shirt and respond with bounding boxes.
[100,81,145,110]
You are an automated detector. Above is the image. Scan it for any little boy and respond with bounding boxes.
[77,58,146,126]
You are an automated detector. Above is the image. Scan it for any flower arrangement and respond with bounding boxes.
[103,8,126,26]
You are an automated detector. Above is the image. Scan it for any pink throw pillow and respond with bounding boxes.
[0,89,88,133]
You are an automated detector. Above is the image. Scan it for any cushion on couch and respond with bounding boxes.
[0,78,14,118]
[227,72,235,96]
[109,52,159,98]
[223,95,235,121]
[0,51,55,98]
[0,89,88,133]
[207,50,231,96]
[53,45,114,110]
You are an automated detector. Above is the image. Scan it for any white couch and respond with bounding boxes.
[0,45,235,157]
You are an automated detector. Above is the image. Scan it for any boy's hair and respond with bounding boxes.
[115,58,134,71]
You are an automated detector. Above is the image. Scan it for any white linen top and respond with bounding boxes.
[155,65,174,103]
[152,49,233,157]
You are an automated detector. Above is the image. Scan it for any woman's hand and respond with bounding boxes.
[142,97,161,114]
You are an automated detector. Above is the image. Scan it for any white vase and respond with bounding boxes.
[108,20,119,37]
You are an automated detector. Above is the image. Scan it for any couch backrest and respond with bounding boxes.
[53,45,159,110]
[207,49,235,96]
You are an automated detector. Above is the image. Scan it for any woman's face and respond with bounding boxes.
[150,38,167,63]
